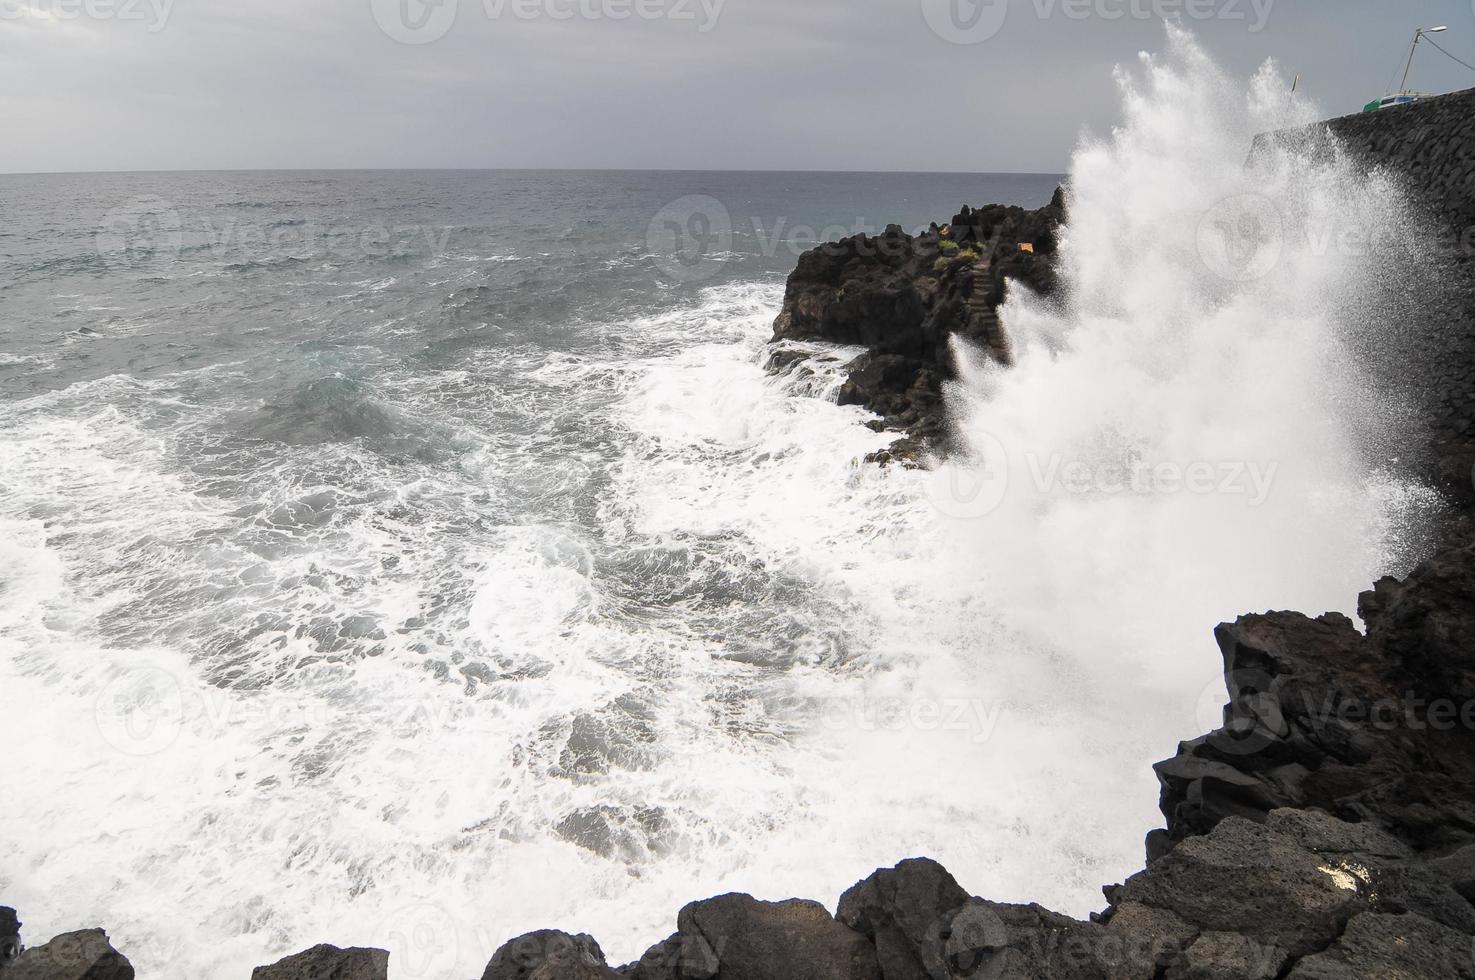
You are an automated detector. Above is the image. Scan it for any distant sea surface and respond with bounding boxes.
[0,170,1062,976]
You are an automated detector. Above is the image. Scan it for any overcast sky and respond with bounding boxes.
[4,0,1475,174]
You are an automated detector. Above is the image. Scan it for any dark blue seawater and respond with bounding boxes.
[0,170,1063,977]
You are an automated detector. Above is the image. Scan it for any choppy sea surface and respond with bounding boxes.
[3,170,1085,976]
[4,47,1444,967]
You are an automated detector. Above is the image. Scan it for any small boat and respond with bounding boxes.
[1365,26,1453,112]
[1362,92,1431,112]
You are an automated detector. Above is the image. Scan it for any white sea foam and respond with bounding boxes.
[0,28,1442,980]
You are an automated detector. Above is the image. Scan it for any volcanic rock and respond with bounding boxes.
[252,944,389,980]
[768,191,1065,462]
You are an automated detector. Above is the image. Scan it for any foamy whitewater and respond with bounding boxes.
[0,30,1441,978]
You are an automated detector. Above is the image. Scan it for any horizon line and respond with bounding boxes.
[0,165,1070,179]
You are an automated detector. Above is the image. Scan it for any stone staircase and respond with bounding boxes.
[966,255,1011,362]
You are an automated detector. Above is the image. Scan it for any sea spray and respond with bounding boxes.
[895,21,1443,907]
[0,29,1446,980]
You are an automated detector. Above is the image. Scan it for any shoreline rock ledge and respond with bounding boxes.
[7,523,1475,978]
[766,192,1065,464]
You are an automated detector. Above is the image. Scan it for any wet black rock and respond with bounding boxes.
[482,930,621,980]
[835,857,972,980]
[0,909,19,967]
[768,192,1065,462]
[1154,528,1475,856]
[251,944,388,980]
[625,894,881,980]
[0,929,132,980]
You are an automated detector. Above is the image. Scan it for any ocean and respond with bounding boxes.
[3,169,1078,974]
[0,33,1443,979]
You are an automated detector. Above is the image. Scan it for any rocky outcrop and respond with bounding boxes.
[767,193,1065,462]
[251,944,388,980]
[0,925,133,980]
[624,895,881,980]
[0,909,18,969]
[481,931,621,980]
[1152,526,1475,858]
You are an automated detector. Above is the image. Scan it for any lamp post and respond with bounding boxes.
[1401,25,1448,94]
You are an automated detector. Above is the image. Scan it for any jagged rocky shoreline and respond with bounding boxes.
[9,93,1475,979]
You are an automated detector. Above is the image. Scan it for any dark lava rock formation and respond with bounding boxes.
[251,944,390,980]
[0,919,134,980]
[767,193,1065,463]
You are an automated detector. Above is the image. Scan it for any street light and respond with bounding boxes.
[1401,26,1449,94]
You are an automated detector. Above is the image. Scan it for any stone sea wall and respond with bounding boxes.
[1259,88,1475,497]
